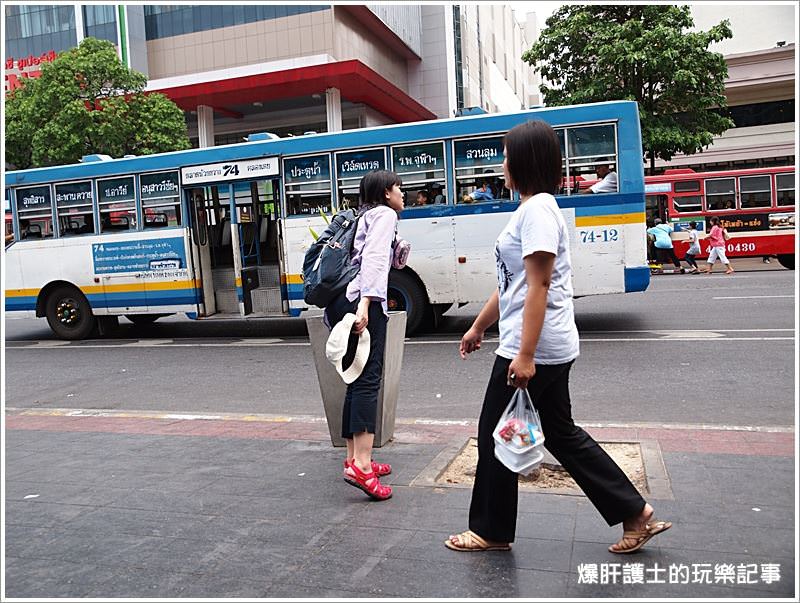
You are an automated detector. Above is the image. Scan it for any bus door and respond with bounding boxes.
[187,188,216,316]
[232,178,285,316]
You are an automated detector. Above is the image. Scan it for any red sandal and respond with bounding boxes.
[343,458,392,478]
[343,460,392,501]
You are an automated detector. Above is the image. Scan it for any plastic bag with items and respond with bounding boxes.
[493,387,545,475]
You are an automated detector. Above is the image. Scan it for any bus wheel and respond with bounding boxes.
[776,254,795,270]
[388,270,427,335]
[125,314,167,326]
[45,286,96,340]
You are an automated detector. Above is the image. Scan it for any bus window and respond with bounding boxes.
[563,124,617,193]
[283,154,332,216]
[55,181,95,237]
[15,185,54,240]
[97,176,137,231]
[705,177,735,210]
[672,180,702,213]
[775,173,795,207]
[739,175,772,208]
[335,148,386,209]
[391,141,447,206]
[453,136,508,204]
[141,171,181,228]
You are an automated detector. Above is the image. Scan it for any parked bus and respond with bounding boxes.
[643,166,795,270]
[4,100,650,339]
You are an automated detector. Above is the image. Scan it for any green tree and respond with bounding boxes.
[523,5,734,174]
[5,37,190,169]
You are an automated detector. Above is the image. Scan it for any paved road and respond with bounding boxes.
[5,260,795,427]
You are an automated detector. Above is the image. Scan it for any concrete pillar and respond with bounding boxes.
[325,87,343,133]
[74,6,85,43]
[197,104,215,148]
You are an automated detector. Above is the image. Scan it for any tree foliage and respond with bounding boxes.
[5,37,190,169]
[523,5,734,172]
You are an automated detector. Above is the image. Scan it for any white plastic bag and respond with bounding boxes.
[493,388,545,475]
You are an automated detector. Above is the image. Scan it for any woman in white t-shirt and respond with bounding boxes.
[444,120,671,555]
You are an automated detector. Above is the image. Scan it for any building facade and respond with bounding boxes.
[4,4,533,149]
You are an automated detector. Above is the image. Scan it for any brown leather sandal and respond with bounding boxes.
[608,519,672,554]
[444,530,511,552]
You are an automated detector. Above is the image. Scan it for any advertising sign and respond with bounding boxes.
[92,237,186,274]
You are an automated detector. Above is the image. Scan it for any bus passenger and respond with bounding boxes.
[414,190,430,206]
[432,184,445,204]
[584,160,618,194]
[446,120,671,554]
[325,169,406,501]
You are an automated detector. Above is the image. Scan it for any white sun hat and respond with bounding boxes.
[325,313,371,384]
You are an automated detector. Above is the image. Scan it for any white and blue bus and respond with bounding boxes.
[4,100,649,339]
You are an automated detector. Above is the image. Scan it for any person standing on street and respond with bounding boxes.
[324,170,405,501]
[684,221,701,274]
[445,120,671,554]
[701,216,735,275]
[647,218,686,274]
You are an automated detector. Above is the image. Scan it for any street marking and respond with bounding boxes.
[5,407,794,433]
[713,295,794,300]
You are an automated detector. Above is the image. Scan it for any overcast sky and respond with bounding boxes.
[512,2,563,29]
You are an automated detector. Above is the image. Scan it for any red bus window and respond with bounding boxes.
[739,175,772,208]
[673,195,702,213]
[674,180,700,193]
[776,173,795,207]
[705,178,735,210]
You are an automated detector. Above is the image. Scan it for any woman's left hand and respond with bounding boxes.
[508,354,535,389]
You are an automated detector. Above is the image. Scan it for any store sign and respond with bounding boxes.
[5,51,57,92]
[55,181,93,207]
[140,171,180,200]
[16,185,52,213]
[98,177,136,204]
[336,149,385,180]
[392,142,444,174]
[181,157,279,185]
[454,137,504,169]
[283,155,330,185]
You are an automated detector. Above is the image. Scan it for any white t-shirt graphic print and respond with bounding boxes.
[494,192,580,364]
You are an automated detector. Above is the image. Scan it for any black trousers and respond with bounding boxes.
[656,247,681,268]
[325,292,388,438]
[469,356,646,543]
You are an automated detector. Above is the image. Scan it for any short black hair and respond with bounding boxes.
[503,120,562,196]
[359,170,402,208]
[689,221,697,229]
[709,216,720,226]
[417,190,429,198]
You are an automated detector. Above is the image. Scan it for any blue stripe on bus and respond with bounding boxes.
[5,297,37,311]
[286,284,305,300]
[624,266,651,292]
[6,101,643,189]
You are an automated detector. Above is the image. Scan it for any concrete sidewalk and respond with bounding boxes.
[4,409,796,598]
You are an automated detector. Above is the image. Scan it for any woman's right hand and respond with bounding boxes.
[460,326,484,359]
[353,298,370,334]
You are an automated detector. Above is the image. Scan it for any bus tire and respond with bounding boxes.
[45,286,96,340]
[125,314,167,326]
[387,270,428,335]
[776,254,795,270]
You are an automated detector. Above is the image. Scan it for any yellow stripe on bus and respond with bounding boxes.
[575,213,645,227]
[281,274,303,285]
[5,280,197,298]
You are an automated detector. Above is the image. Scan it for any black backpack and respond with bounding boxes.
[302,208,361,308]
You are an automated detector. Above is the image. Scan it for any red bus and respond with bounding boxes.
[641,166,795,269]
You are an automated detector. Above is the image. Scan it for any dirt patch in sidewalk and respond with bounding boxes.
[438,438,648,494]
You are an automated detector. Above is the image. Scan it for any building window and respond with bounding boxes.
[83,5,118,45]
[144,4,329,40]
[5,5,77,58]
[722,99,794,128]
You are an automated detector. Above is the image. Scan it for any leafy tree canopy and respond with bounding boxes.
[6,37,190,169]
[523,5,734,172]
